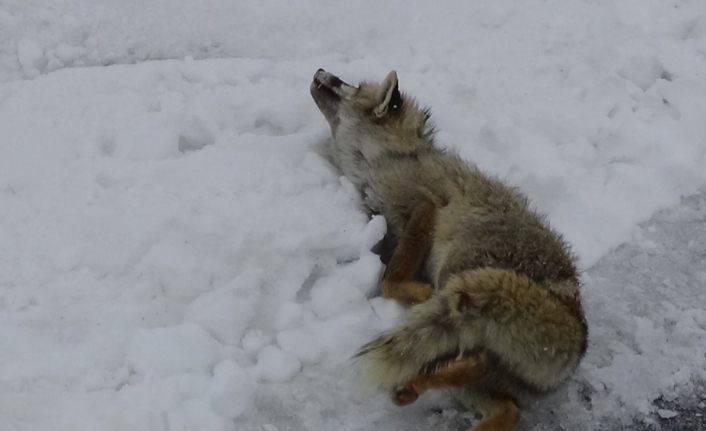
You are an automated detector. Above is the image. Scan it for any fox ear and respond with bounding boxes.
[374,70,401,118]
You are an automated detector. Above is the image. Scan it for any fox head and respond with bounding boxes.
[310,69,435,155]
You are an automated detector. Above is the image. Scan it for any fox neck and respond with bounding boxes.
[330,129,432,207]
[336,124,430,159]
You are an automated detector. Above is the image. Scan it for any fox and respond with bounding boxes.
[310,68,588,431]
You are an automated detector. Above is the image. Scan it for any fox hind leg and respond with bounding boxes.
[392,352,489,406]
[380,199,436,305]
[468,397,520,431]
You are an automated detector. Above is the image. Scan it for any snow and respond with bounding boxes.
[127,323,222,377]
[658,409,679,420]
[1,0,705,430]
[255,346,302,383]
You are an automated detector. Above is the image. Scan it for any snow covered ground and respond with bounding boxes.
[1,0,705,430]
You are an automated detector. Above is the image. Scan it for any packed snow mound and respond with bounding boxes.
[1,1,706,430]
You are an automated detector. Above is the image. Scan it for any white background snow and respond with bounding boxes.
[1,0,705,430]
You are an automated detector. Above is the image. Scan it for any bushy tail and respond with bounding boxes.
[355,268,587,391]
[355,291,462,388]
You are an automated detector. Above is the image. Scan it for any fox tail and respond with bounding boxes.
[355,268,587,392]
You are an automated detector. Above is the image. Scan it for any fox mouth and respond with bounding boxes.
[310,69,355,125]
[311,70,343,101]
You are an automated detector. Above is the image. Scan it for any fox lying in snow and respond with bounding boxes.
[310,68,587,431]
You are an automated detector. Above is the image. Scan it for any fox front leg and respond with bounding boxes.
[379,199,436,305]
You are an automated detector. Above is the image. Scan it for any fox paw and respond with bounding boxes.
[391,385,419,406]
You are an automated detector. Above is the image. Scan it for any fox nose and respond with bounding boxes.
[313,69,342,88]
[314,68,327,81]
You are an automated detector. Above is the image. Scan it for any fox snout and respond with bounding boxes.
[313,69,345,92]
[310,69,358,128]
